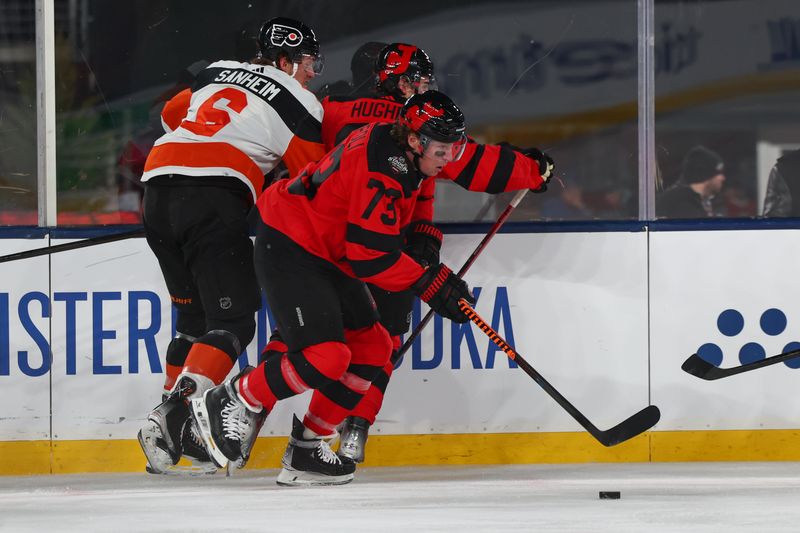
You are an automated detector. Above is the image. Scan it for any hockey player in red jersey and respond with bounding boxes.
[319,43,440,461]
[259,42,555,466]
[321,42,435,150]
[318,43,555,464]
[191,90,552,486]
[137,16,327,476]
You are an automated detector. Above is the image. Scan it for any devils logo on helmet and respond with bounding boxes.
[400,91,464,143]
[382,44,416,77]
[377,43,435,98]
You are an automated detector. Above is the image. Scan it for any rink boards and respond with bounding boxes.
[3,226,800,474]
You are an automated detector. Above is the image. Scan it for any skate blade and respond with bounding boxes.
[189,396,229,469]
[145,461,218,476]
[275,467,354,487]
[138,426,179,475]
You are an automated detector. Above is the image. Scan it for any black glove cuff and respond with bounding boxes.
[412,264,452,301]
[408,221,443,245]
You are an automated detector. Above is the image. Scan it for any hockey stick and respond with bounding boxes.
[458,299,660,447]
[395,188,529,360]
[0,228,145,264]
[681,348,800,381]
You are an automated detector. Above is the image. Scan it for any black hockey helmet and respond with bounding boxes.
[377,43,435,97]
[400,90,466,144]
[257,17,323,74]
[350,41,388,90]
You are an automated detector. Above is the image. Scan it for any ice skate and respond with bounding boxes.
[177,419,219,475]
[237,408,267,469]
[337,416,370,463]
[191,367,265,469]
[139,380,218,476]
[138,390,189,475]
[140,419,218,476]
[276,415,356,486]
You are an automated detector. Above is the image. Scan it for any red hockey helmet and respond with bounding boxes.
[377,43,435,97]
[400,91,465,142]
[400,91,467,161]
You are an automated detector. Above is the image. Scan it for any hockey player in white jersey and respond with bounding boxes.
[137,16,327,476]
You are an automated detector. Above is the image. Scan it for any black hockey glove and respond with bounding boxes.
[405,221,443,267]
[523,147,554,193]
[412,263,476,323]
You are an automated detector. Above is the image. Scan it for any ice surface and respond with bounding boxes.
[1,462,799,532]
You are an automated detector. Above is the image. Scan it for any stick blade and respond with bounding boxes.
[681,353,722,380]
[596,405,661,447]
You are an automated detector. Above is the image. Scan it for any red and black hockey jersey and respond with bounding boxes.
[257,123,546,292]
[409,141,547,221]
[142,61,326,201]
[321,92,546,222]
[321,93,403,151]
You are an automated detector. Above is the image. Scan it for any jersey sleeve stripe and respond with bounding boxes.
[349,250,402,278]
[143,141,264,200]
[358,253,426,292]
[485,146,517,193]
[452,144,485,190]
[345,224,402,252]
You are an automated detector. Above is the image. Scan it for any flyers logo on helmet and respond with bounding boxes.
[269,24,303,47]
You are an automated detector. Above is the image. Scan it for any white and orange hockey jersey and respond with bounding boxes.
[142,60,325,201]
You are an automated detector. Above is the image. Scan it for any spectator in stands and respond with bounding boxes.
[763,148,800,217]
[657,145,725,218]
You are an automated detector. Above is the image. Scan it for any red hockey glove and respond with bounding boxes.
[412,263,475,323]
[405,221,443,267]
[523,147,554,193]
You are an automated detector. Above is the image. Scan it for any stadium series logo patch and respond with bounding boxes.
[388,156,408,175]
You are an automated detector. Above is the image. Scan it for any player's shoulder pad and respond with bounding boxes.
[206,59,247,70]
[366,125,422,198]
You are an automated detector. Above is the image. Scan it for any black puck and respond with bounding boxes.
[599,491,621,499]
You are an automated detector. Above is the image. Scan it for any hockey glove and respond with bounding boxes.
[405,221,443,267]
[523,147,554,193]
[497,142,554,193]
[412,263,476,323]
